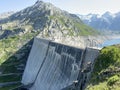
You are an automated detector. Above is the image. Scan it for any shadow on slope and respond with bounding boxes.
[0,38,34,90]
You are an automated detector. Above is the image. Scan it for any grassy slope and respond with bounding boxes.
[86,45,120,90]
[0,27,39,90]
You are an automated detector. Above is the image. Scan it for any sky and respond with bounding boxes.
[0,0,120,15]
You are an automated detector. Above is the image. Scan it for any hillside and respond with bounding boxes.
[0,1,97,36]
[87,45,120,90]
[0,1,99,89]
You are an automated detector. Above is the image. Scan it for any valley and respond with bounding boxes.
[0,0,120,90]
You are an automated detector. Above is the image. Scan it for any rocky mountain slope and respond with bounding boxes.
[0,1,99,89]
[0,11,14,19]
[0,1,97,36]
[78,12,120,31]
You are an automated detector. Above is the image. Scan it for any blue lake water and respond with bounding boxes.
[99,38,120,48]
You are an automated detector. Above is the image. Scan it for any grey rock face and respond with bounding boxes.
[0,30,12,39]
[0,29,24,39]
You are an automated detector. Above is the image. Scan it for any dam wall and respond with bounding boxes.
[22,37,99,90]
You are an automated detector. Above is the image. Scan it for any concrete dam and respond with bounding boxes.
[21,37,99,90]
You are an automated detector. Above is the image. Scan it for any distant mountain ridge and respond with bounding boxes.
[78,11,120,31]
[0,11,14,19]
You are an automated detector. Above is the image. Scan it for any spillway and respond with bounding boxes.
[22,37,99,90]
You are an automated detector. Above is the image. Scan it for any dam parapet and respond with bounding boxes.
[21,37,99,90]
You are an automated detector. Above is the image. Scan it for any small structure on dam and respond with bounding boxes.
[22,37,99,90]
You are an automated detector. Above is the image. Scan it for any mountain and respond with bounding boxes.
[0,11,14,19]
[0,1,98,89]
[78,11,120,31]
[0,1,97,37]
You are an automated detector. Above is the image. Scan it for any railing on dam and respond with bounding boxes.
[20,38,99,90]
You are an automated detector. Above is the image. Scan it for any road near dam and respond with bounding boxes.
[21,37,99,90]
